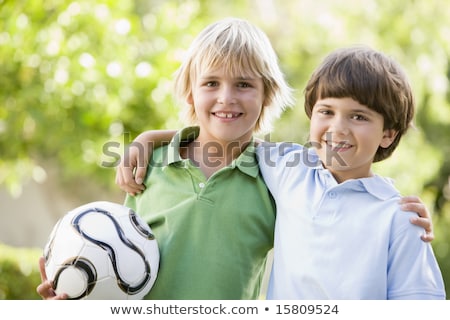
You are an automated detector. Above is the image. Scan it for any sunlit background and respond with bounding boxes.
[1,0,449,299]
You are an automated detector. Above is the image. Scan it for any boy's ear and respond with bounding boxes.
[186,93,194,105]
[380,129,398,148]
[262,96,270,108]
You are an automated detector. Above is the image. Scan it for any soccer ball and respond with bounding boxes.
[43,201,159,300]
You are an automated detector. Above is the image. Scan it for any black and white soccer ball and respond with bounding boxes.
[43,201,159,299]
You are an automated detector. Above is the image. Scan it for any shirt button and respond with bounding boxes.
[328,191,337,199]
[199,182,205,188]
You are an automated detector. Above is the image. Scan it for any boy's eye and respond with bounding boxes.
[237,82,251,88]
[352,114,368,121]
[206,81,218,87]
[318,109,331,115]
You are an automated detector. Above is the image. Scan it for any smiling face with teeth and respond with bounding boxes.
[309,97,398,182]
[186,66,265,147]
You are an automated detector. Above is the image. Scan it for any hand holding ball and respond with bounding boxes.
[43,201,159,299]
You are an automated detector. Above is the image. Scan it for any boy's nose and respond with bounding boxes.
[217,86,237,105]
[330,117,350,135]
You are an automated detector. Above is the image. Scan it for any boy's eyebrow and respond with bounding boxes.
[347,107,378,115]
[314,102,377,115]
[352,108,375,115]
[313,102,334,109]
[314,102,332,107]
[199,73,259,81]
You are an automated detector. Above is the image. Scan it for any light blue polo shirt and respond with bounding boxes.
[256,142,445,299]
[125,127,275,300]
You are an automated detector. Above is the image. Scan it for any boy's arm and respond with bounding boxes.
[400,196,434,242]
[115,130,177,196]
[116,132,435,241]
[387,208,445,299]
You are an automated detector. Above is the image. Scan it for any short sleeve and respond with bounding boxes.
[387,210,445,299]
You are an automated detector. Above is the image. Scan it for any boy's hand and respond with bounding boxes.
[115,143,148,196]
[400,195,434,242]
[36,256,68,300]
[115,130,176,196]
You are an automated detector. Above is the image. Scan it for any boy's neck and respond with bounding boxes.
[180,138,251,179]
[324,165,375,183]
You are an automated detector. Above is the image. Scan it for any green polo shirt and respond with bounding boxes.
[124,126,275,300]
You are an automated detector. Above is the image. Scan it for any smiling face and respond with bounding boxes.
[304,47,415,163]
[174,18,294,136]
[309,97,398,182]
[187,66,265,146]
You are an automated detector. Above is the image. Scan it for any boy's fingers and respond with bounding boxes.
[134,166,147,186]
[402,195,435,243]
[400,196,431,220]
[410,216,432,232]
[399,195,421,203]
[36,282,68,300]
[135,146,149,186]
[36,280,52,298]
[38,256,47,282]
[410,216,434,242]
[402,202,431,220]
[37,256,57,299]
[115,165,144,194]
[421,233,435,243]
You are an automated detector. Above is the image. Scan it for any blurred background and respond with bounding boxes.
[0,0,449,299]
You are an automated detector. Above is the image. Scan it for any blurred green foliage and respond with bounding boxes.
[0,243,41,299]
[0,0,449,299]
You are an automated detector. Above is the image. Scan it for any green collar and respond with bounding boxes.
[166,126,259,178]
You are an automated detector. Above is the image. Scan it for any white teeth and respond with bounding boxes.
[215,112,235,118]
[327,141,351,148]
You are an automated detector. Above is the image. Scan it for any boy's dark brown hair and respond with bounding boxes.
[304,46,415,162]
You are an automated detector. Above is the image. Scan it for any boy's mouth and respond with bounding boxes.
[326,140,353,151]
[213,112,242,119]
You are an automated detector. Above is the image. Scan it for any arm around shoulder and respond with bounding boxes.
[115,129,177,195]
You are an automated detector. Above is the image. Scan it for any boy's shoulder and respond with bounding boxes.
[345,177,418,230]
[256,141,321,169]
[357,175,418,221]
[358,175,400,201]
[257,141,306,153]
[150,126,199,165]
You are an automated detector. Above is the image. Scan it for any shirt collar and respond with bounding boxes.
[310,148,400,200]
[357,175,399,200]
[166,126,199,164]
[230,142,259,178]
[166,126,259,178]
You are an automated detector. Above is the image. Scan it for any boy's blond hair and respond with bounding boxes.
[173,17,294,134]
